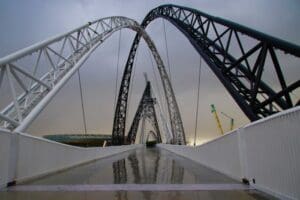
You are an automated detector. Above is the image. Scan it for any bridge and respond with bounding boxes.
[0,4,300,200]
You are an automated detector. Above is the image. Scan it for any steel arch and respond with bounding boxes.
[127,81,162,144]
[0,16,174,136]
[144,4,300,120]
[114,4,300,143]
[112,31,186,145]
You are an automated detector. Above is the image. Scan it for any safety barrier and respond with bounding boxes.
[159,106,300,200]
[0,131,141,188]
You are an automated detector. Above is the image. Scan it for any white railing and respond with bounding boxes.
[159,106,300,200]
[0,16,173,138]
[0,129,141,188]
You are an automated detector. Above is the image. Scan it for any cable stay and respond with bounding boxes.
[151,88,173,144]
[147,48,172,143]
[77,69,88,146]
[193,57,202,146]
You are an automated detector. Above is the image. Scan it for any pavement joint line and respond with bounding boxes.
[4,184,254,192]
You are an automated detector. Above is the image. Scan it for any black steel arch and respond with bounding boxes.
[113,4,300,142]
[142,4,300,120]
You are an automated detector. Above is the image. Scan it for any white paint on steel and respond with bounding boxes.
[0,16,175,136]
[0,17,138,130]
[159,106,300,200]
[0,129,142,188]
[14,41,102,132]
[0,129,12,188]
[158,131,242,180]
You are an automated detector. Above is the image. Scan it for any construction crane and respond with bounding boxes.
[210,104,224,135]
[210,104,235,135]
[220,112,234,131]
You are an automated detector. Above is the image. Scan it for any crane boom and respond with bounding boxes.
[220,112,234,131]
[210,104,224,135]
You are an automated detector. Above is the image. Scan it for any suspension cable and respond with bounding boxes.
[193,57,202,146]
[148,48,167,120]
[148,47,172,143]
[113,30,122,111]
[77,69,88,136]
[147,48,165,113]
[162,19,172,83]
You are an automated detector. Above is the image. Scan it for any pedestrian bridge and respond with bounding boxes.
[1,106,299,199]
[0,4,300,200]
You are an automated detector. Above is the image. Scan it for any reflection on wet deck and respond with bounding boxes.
[0,147,277,200]
[26,147,235,185]
[0,190,278,200]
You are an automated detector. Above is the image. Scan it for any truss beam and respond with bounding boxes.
[0,17,170,135]
[127,81,162,144]
[113,4,300,145]
[138,4,300,121]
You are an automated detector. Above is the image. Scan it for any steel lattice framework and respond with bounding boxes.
[112,30,184,145]
[0,16,176,136]
[127,81,162,144]
[112,21,186,146]
[146,5,300,120]
[113,4,300,145]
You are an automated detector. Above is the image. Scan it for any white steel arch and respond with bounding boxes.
[0,16,176,139]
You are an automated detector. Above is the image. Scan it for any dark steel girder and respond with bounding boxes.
[141,4,300,121]
[112,20,186,145]
[112,4,300,145]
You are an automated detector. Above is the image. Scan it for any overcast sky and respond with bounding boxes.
[0,0,299,145]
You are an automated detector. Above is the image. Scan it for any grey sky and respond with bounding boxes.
[0,0,299,145]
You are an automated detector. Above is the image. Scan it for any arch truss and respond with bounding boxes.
[127,80,162,144]
[0,16,179,140]
[115,5,300,143]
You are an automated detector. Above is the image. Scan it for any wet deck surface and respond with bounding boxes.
[0,147,277,199]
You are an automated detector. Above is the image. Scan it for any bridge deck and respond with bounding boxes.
[1,147,276,199]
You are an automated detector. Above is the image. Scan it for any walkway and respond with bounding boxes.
[0,147,276,199]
